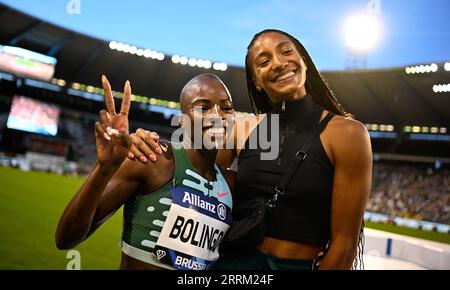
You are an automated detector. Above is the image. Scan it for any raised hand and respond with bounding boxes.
[94,75,132,166]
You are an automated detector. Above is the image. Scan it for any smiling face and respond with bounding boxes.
[180,74,234,149]
[248,32,308,104]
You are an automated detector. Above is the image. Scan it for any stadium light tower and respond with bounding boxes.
[344,13,381,69]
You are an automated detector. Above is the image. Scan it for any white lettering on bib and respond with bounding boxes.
[153,185,232,270]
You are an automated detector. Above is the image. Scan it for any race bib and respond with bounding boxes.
[153,185,232,270]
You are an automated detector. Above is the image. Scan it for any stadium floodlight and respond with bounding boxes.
[109,41,118,50]
[440,127,447,134]
[143,49,152,58]
[171,55,180,64]
[166,53,223,69]
[407,63,439,74]
[433,83,450,93]
[430,63,438,72]
[108,40,165,61]
[86,85,95,93]
[122,44,131,53]
[115,42,124,52]
[445,62,450,72]
[418,65,425,73]
[431,127,438,133]
[412,126,421,133]
[56,79,66,87]
[180,56,188,65]
[213,62,228,71]
[129,46,137,55]
[188,58,197,67]
[168,101,177,109]
[196,59,204,68]
[344,13,381,51]
[149,50,157,59]
[124,44,132,53]
[156,52,165,61]
[203,60,212,69]
[386,125,394,132]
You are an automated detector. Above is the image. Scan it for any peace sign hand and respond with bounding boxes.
[94,75,132,166]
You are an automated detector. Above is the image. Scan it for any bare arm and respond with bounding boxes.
[55,76,135,249]
[55,160,141,249]
[319,119,372,269]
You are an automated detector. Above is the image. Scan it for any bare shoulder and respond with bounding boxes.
[328,116,369,139]
[326,115,372,158]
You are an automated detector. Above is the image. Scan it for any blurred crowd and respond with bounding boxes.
[367,162,450,225]
[2,101,450,225]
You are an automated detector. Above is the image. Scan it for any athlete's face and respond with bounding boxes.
[182,79,234,149]
[249,32,308,103]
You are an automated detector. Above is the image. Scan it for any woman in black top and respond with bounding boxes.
[129,29,372,270]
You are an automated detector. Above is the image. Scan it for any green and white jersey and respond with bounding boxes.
[121,143,233,270]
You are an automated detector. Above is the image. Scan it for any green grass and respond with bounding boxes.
[0,167,122,270]
[0,167,449,269]
[365,221,450,244]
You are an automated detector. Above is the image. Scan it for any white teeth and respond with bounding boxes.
[276,71,295,81]
[206,128,225,134]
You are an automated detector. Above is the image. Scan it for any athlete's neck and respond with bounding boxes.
[187,149,217,182]
[270,87,307,104]
[182,138,217,181]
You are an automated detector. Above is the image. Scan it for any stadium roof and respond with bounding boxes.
[0,3,449,128]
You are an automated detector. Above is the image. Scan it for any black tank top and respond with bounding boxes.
[236,95,334,246]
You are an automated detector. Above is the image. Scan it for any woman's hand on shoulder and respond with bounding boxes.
[128,129,163,164]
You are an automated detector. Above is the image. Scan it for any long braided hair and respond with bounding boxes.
[246,29,364,269]
[245,29,349,117]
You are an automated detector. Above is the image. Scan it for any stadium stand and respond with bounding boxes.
[369,162,449,224]
[0,3,449,227]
